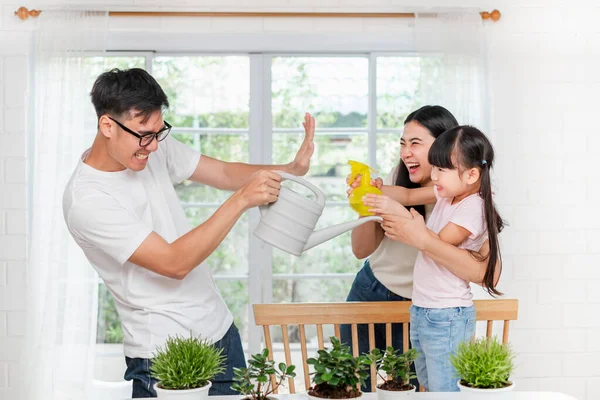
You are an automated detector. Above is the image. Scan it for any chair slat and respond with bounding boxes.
[368,323,376,390]
[263,326,277,393]
[317,324,325,349]
[299,324,310,391]
[368,324,375,351]
[386,323,392,348]
[486,320,493,338]
[402,323,409,353]
[503,320,510,344]
[281,325,295,394]
[334,324,341,340]
[351,324,359,357]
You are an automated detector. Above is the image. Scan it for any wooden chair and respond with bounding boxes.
[253,299,518,394]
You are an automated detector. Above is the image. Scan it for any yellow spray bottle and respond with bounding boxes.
[348,160,382,216]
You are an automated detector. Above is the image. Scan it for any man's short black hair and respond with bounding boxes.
[90,68,169,122]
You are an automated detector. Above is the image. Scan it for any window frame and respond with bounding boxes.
[90,47,420,358]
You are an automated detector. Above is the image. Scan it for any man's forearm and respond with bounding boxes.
[170,191,247,277]
[221,162,293,191]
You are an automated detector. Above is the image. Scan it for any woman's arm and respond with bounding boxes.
[351,219,385,259]
[381,209,501,286]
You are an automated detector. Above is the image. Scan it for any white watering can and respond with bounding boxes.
[254,172,382,256]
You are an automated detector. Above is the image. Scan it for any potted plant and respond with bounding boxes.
[232,348,296,400]
[306,337,371,399]
[450,337,516,393]
[366,347,418,398]
[150,333,226,399]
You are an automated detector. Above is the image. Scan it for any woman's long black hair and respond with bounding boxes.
[428,125,505,296]
[394,105,459,218]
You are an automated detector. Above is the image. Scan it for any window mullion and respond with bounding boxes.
[368,53,377,169]
[247,53,273,355]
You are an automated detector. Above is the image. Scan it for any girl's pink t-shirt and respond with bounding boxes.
[411,187,488,308]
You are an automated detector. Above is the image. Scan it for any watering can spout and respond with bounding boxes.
[303,215,382,252]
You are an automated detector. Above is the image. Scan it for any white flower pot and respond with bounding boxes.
[308,391,363,400]
[154,381,211,400]
[376,384,416,399]
[457,380,515,393]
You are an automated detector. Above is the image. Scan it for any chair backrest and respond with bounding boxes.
[253,299,518,394]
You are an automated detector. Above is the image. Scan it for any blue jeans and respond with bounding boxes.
[340,262,417,392]
[124,323,246,398]
[410,305,476,392]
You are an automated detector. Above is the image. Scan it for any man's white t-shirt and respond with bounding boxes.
[63,136,233,359]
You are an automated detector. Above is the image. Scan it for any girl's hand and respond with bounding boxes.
[380,209,429,251]
[363,194,412,218]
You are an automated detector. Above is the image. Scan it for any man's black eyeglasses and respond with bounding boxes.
[108,117,172,147]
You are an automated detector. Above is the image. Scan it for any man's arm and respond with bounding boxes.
[129,170,281,279]
[189,113,315,190]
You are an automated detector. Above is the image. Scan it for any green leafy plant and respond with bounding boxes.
[366,347,418,391]
[307,337,371,399]
[450,337,515,389]
[232,349,296,400]
[150,334,226,390]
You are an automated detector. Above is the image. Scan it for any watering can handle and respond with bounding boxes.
[276,171,326,208]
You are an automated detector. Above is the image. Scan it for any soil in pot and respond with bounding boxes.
[459,380,513,389]
[378,381,414,391]
[241,397,276,400]
[308,383,361,399]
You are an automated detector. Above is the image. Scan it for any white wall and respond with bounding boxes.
[0,3,32,398]
[1,0,599,399]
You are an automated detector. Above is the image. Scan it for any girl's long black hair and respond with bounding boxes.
[428,125,505,296]
[395,105,459,218]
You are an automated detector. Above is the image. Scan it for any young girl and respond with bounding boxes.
[363,125,504,392]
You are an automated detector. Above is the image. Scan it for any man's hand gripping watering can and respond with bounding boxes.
[253,172,382,256]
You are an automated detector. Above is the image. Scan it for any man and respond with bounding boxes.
[62,68,315,398]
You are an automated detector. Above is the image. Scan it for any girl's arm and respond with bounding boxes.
[437,223,472,247]
[346,174,435,207]
[381,210,500,285]
[381,185,436,206]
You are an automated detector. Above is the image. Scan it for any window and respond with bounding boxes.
[154,55,252,342]
[87,56,147,346]
[90,53,429,357]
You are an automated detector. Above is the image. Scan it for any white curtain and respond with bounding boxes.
[412,11,494,337]
[414,11,488,131]
[22,10,109,400]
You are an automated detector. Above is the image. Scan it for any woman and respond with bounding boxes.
[340,105,459,391]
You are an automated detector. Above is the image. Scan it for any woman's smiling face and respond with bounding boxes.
[400,121,437,185]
